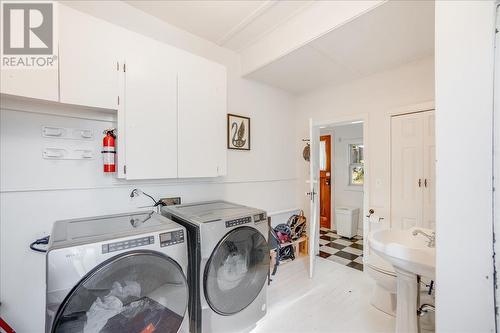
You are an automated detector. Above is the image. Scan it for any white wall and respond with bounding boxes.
[327,124,364,233]
[435,1,496,331]
[295,56,435,234]
[0,4,298,331]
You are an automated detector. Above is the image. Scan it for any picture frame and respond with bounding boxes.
[227,114,251,150]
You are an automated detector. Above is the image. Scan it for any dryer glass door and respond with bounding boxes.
[51,251,187,333]
[204,226,269,315]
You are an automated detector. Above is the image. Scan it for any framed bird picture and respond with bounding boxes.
[227,114,250,150]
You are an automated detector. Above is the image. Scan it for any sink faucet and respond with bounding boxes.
[412,229,435,248]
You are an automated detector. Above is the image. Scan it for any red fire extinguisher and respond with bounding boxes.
[102,129,116,173]
[0,317,15,333]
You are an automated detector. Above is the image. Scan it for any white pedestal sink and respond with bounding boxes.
[368,227,435,333]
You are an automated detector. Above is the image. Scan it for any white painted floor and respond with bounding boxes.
[252,257,395,333]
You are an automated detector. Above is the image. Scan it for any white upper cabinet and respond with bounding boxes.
[0,2,59,101]
[58,4,119,109]
[2,5,227,179]
[0,67,59,101]
[122,34,178,180]
[178,54,227,178]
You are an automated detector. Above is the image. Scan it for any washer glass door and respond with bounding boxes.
[51,251,188,333]
[204,226,269,315]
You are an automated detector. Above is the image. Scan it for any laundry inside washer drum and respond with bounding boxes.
[204,227,269,316]
[217,246,249,291]
[52,252,188,333]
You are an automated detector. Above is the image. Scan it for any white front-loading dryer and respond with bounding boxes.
[45,211,189,333]
[162,201,269,333]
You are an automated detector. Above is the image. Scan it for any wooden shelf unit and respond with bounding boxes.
[270,235,309,265]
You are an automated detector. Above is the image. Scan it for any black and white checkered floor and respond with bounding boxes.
[318,227,364,271]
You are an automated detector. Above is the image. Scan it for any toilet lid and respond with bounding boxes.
[366,254,395,275]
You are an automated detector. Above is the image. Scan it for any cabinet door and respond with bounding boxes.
[59,4,119,109]
[391,113,424,229]
[123,36,178,180]
[178,55,227,178]
[1,0,59,104]
[422,111,436,229]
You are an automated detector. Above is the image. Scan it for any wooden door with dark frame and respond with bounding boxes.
[320,135,332,229]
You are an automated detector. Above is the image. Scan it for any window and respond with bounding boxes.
[349,143,364,185]
[319,140,327,171]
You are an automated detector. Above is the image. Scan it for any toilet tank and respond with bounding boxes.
[335,207,359,238]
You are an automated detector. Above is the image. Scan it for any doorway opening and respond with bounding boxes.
[315,122,365,271]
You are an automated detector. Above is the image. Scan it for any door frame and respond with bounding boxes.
[309,113,369,261]
[494,3,500,328]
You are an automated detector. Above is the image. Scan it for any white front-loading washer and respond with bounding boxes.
[45,211,189,333]
[162,201,269,333]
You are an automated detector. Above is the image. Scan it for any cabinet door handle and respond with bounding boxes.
[418,179,422,187]
[424,179,428,187]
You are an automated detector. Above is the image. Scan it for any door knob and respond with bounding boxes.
[306,190,317,202]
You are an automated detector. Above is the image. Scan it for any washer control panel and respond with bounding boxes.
[160,230,184,247]
[102,236,154,254]
[226,216,252,228]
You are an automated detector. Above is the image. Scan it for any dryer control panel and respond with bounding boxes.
[253,213,267,223]
[102,236,154,254]
[159,230,184,247]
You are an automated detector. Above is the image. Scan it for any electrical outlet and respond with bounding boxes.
[160,197,181,206]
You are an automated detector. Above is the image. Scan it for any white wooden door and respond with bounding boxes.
[123,36,178,180]
[391,111,435,230]
[59,4,119,109]
[422,112,436,230]
[177,54,227,178]
[116,55,126,179]
[308,119,320,278]
[391,113,424,229]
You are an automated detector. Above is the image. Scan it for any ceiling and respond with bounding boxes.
[246,0,435,94]
[125,0,313,51]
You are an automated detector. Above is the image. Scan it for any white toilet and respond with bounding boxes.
[365,253,397,316]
